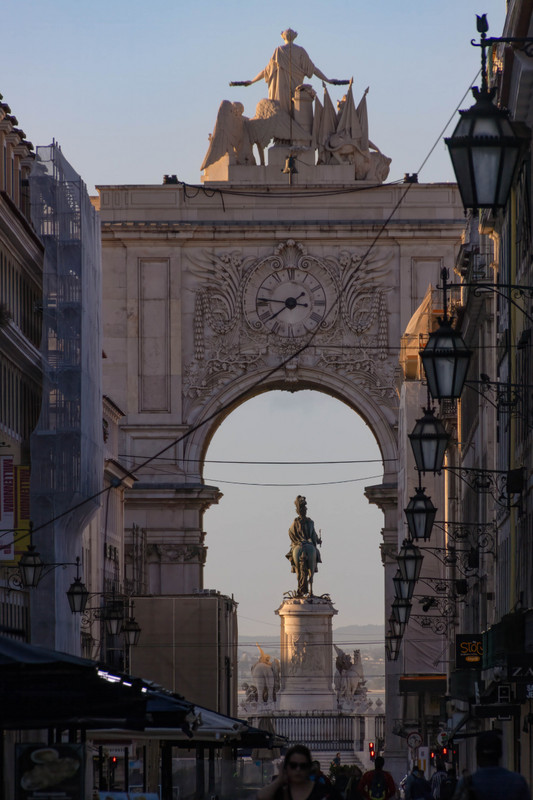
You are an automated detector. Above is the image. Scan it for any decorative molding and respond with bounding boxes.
[184,240,397,414]
[146,543,207,564]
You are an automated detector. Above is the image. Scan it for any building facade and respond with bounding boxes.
[0,96,42,640]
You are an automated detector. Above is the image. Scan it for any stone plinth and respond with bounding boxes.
[276,596,337,712]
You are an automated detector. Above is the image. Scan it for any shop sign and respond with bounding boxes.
[508,656,533,681]
[15,743,84,800]
[456,634,483,668]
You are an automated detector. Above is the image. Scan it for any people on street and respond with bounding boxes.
[404,767,431,800]
[358,757,396,800]
[452,732,530,800]
[430,761,448,800]
[257,744,340,800]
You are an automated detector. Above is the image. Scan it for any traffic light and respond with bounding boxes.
[430,750,435,766]
[369,742,375,761]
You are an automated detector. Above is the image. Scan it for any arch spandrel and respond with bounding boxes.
[182,238,400,475]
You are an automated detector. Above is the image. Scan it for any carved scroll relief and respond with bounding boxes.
[184,240,397,414]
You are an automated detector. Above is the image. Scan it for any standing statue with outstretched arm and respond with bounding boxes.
[286,495,322,596]
[230,28,349,115]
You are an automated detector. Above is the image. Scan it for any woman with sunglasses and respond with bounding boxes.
[258,745,339,800]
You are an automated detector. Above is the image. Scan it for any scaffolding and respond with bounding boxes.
[29,143,102,650]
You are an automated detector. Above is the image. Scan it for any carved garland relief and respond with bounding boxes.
[184,239,397,414]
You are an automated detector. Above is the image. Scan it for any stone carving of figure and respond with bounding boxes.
[202,98,310,171]
[333,645,367,709]
[250,644,281,704]
[286,495,322,596]
[230,29,348,116]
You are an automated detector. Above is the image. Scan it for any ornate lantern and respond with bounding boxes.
[409,407,449,473]
[404,486,437,542]
[397,539,424,583]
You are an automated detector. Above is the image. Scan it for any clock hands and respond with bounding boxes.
[263,292,309,321]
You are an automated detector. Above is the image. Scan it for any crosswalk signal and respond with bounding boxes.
[369,742,376,761]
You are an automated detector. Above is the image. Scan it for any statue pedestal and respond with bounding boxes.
[276,596,337,712]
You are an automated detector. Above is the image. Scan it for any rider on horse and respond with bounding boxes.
[286,496,322,596]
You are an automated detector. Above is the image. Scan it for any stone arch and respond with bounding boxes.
[183,365,398,486]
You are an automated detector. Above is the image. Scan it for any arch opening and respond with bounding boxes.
[203,389,387,639]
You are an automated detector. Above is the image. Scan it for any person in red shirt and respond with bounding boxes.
[358,757,396,800]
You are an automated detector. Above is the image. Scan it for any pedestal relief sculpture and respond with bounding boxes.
[202,28,390,182]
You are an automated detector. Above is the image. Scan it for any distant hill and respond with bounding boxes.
[239,623,383,649]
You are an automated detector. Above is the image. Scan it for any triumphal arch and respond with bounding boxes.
[97,29,464,763]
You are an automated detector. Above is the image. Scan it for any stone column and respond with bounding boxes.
[276,596,337,712]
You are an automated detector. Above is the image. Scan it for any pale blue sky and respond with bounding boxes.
[1,1,507,635]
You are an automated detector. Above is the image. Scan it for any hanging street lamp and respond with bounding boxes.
[393,569,416,602]
[445,15,529,212]
[66,557,89,613]
[122,615,142,648]
[397,539,424,583]
[404,486,437,542]
[104,600,124,636]
[18,544,44,589]
[385,633,402,662]
[392,598,412,626]
[409,407,450,474]
[420,269,472,400]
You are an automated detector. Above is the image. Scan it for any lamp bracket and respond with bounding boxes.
[421,545,481,575]
[410,614,450,635]
[415,595,457,616]
[443,465,524,508]
[433,520,496,552]
[446,281,533,325]
[476,36,533,59]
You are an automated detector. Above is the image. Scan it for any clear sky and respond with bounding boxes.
[1,1,507,636]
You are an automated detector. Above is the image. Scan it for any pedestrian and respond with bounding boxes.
[358,756,396,800]
[257,744,341,800]
[404,767,431,800]
[439,769,456,800]
[452,731,530,800]
[430,761,448,800]
[311,760,332,789]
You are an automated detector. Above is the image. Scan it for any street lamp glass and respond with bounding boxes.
[409,408,450,473]
[392,598,412,626]
[385,633,402,661]
[19,545,44,589]
[104,602,124,636]
[404,486,437,542]
[420,319,472,400]
[393,569,415,601]
[445,90,525,211]
[66,577,89,613]
[122,617,141,647]
[397,540,424,583]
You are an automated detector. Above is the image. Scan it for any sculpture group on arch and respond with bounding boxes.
[202,28,391,182]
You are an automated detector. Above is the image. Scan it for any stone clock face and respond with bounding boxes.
[244,264,337,337]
